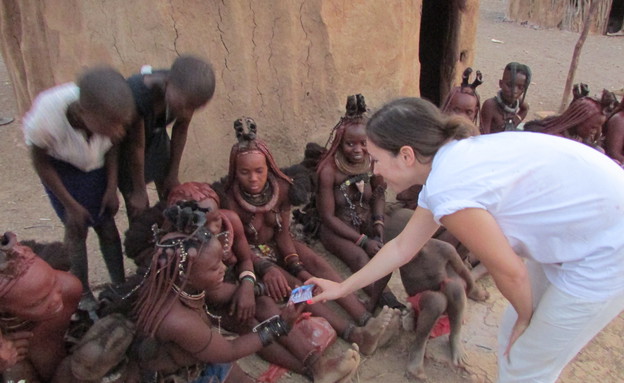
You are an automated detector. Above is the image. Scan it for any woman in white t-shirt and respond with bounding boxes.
[307,97,624,383]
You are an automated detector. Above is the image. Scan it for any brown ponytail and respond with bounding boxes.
[367,98,475,161]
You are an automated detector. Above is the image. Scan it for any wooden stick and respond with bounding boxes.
[559,0,600,113]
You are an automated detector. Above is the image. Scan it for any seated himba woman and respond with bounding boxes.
[221,118,399,356]
[524,96,607,151]
[316,95,404,310]
[0,232,82,381]
[605,98,624,165]
[131,203,305,383]
[441,67,483,127]
[166,183,363,381]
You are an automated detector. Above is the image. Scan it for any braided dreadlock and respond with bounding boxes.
[441,67,483,124]
[316,94,369,174]
[226,117,292,190]
[133,203,213,337]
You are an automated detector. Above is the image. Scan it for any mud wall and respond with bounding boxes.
[0,0,477,180]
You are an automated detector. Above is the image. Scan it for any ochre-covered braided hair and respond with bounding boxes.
[316,94,369,174]
[226,117,292,189]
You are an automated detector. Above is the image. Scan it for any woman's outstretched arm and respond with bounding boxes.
[307,207,439,302]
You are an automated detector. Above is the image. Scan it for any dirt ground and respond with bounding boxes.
[0,0,622,382]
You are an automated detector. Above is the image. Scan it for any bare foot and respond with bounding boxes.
[312,343,360,383]
[467,285,489,302]
[350,305,393,355]
[378,308,401,348]
[449,333,465,368]
[406,346,427,381]
[401,302,415,331]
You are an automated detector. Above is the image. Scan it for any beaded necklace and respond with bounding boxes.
[172,284,222,333]
[334,150,374,228]
[233,175,282,243]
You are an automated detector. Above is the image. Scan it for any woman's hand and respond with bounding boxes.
[262,267,291,302]
[364,238,383,256]
[280,302,306,329]
[304,277,345,304]
[0,331,33,370]
[230,282,256,323]
[504,317,531,361]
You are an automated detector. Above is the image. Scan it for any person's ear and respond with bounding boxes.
[399,146,416,166]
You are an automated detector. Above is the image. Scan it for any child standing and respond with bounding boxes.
[119,55,216,220]
[480,62,532,134]
[23,67,135,310]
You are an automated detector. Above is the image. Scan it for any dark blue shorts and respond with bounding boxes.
[44,157,109,226]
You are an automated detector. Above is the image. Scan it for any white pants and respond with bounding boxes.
[497,260,624,382]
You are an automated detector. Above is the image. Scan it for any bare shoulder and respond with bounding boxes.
[317,162,337,184]
[156,301,204,343]
[222,209,243,226]
[481,97,497,112]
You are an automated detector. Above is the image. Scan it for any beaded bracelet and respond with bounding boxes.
[254,281,267,297]
[373,220,385,227]
[372,214,385,222]
[355,234,368,248]
[256,260,275,278]
[241,275,256,285]
[284,253,300,263]
[252,314,291,347]
[286,261,305,276]
[239,270,257,283]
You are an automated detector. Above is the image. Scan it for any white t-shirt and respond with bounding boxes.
[23,83,112,172]
[419,131,624,301]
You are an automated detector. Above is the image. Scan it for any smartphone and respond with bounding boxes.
[289,284,314,304]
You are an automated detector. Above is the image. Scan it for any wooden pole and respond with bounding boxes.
[559,0,600,112]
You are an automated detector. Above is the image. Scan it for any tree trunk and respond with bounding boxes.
[559,0,600,113]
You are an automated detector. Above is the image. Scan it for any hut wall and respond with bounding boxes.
[0,0,478,179]
[507,0,613,34]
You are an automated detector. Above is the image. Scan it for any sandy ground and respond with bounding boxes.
[0,0,622,382]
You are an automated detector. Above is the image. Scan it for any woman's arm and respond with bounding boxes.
[317,165,363,241]
[440,207,532,353]
[605,113,624,164]
[518,100,530,121]
[370,175,386,241]
[160,302,300,364]
[225,210,255,276]
[223,210,256,321]
[307,207,439,302]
